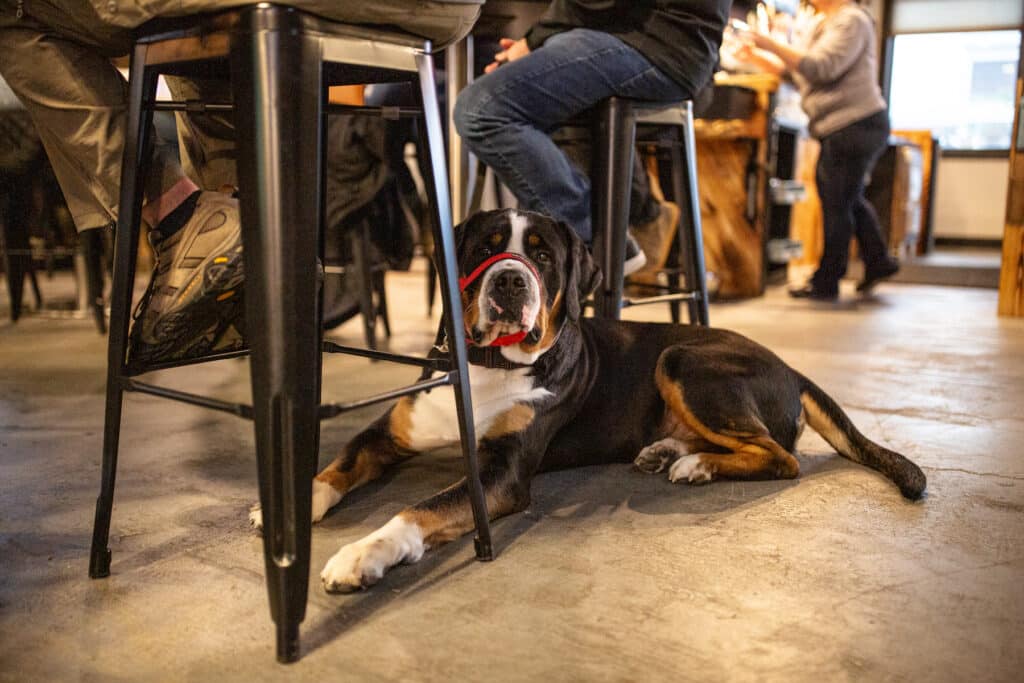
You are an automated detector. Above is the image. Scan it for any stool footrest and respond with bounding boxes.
[318,373,454,419]
[123,378,255,419]
[321,341,449,371]
[125,347,252,376]
[622,291,701,308]
[123,371,456,423]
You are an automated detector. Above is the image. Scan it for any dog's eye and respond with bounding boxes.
[534,250,552,265]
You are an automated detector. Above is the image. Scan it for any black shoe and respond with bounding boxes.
[788,283,838,302]
[857,260,900,294]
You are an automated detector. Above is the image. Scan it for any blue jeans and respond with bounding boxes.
[454,28,689,242]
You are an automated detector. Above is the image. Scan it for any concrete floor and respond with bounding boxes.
[1,265,1022,682]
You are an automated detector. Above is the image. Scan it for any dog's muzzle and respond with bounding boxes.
[460,252,543,347]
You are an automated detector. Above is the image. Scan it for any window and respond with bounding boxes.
[888,30,1021,152]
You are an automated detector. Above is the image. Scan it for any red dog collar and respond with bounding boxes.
[460,252,542,347]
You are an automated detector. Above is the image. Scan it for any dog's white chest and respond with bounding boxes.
[403,366,551,451]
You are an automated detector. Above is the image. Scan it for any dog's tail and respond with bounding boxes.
[798,375,926,500]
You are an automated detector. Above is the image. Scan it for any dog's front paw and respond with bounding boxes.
[247,480,343,534]
[321,516,425,594]
[320,542,385,593]
[248,504,264,531]
[668,454,714,484]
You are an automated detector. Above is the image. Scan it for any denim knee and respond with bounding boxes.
[454,80,497,143]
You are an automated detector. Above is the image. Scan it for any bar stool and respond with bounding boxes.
[88,5,492,663]
[589,98,710,325]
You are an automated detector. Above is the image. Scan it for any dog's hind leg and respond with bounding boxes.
[655,362,800,485]
[667,441,799,484]
[634,438,691,473]
[320,455,528,593]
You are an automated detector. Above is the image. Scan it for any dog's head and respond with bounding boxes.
[455,209,601,364]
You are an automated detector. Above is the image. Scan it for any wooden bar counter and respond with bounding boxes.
[692,72,780,299]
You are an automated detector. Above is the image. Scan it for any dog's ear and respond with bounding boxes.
[452,213,475,261]
[560,220,602,322]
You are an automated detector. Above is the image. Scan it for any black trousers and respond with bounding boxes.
[811,109,892,295]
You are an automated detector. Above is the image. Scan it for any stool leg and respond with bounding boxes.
[82,227,108,334]
[375,269,392,338]
[655,152,683,324]
[668,142,692,324]
[677,105,709,326]
[1,195,29,322]
[591,97,636,319]
[90,46,154,578]
[231,10,323,663]
[353,220,378,350]
[414,51,493,561]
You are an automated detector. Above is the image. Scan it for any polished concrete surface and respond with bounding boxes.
[2,266,1022,682]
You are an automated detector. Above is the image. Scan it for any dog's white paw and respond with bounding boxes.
[248,504,264,530]
[248,480,343,533]
[668,454,714,484]
[321,516,425,594]
[634,439,686,474]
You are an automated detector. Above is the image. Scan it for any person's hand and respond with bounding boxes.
[747,31,774,51]
[734,42,756,62]
[485,38,530,74]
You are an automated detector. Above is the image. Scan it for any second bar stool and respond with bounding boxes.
[589,98,710,325]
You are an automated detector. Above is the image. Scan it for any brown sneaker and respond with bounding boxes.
[128,191,245,370]
[626,200,680,296]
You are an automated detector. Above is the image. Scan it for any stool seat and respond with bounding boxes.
[89,4,491,664]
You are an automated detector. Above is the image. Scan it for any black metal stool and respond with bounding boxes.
[88,5,492,664]
[589,98,710,325]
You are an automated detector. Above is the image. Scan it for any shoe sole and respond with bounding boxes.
[131,239,245,368]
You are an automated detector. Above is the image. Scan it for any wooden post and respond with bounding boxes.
[998,75,1024,317]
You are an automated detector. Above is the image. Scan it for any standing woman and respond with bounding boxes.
[739,0,899,301]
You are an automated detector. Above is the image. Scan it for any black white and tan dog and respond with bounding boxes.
[250,208,926,593]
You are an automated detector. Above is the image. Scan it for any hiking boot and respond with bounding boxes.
[626,200,680,295]
[127,191,245,370]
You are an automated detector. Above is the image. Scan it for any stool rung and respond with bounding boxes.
[325,104,423,119]
[319,373,453,419]
[125,347,251,376]
[150,100,233,113]
[122,378,254,419]
[321,341,450,371]
[622,291,700,307]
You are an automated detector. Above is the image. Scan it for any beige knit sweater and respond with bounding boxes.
[792,4,888,138]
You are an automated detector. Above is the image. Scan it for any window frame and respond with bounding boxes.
[879,19,1024,159]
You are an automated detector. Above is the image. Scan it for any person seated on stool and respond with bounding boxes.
[454,0,730,283]
[0,0,480,364]
[736,0,900,302]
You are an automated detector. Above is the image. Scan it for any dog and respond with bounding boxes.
[250,208,926,593]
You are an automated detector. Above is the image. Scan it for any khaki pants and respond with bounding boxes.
[0,0,480,231]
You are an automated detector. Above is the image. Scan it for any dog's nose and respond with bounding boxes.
[494,270,528,297]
